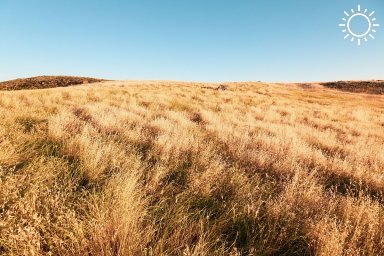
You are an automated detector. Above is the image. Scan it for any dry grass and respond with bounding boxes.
[0,81,383,255]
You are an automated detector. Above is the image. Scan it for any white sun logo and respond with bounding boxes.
[339,4,380,46]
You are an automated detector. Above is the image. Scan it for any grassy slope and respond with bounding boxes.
[0,81,383,255]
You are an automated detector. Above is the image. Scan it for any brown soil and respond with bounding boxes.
[0,76,105,90]
[321,81,384,95]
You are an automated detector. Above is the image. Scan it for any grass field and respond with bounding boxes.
[0,81,384,255]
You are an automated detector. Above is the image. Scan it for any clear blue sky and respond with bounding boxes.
[0,0,383,82]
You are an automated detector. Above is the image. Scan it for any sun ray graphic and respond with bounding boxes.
[339,4,380,46]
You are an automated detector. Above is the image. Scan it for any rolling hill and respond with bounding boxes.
[0,76,104,91]
[0,80,383,255]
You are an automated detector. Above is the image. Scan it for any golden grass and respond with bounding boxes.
[0,81,384,255]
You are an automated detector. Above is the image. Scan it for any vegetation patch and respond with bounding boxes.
[321,81,384,94]
[0,76,105,90]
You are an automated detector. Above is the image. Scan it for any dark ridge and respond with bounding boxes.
[0,76,106,91]
[321,81,384,95]
[201,84,228,91]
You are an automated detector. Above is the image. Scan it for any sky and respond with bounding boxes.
[0,0,383,82]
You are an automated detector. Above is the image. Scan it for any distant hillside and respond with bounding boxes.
[0,76,105,90]
[321,81,384,95]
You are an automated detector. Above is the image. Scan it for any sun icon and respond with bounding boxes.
[339,4,380,45]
